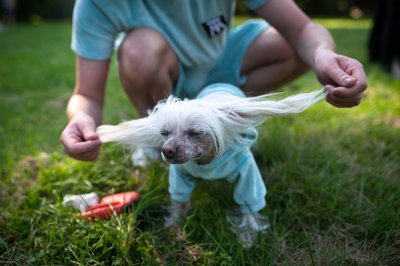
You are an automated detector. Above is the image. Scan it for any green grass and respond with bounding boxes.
[1,18,399,265]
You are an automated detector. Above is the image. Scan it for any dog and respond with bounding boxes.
[97,83,325,247]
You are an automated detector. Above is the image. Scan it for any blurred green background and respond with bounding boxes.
[3,0,374,22]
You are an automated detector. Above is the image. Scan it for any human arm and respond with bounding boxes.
[60,56,110,161]
[254,0,367,107]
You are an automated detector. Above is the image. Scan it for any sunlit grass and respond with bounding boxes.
[312,18,372,29]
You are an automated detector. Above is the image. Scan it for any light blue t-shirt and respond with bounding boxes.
[72,0,268,69]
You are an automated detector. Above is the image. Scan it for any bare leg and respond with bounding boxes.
[118,28,179,116]
[241,27,310,96]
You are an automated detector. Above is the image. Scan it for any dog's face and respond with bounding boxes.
[160,122,216,164]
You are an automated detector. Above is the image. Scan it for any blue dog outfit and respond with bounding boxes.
[168,84,267,213]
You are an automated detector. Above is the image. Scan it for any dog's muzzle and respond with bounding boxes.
[161,145,202,164]
[161,145,176,161]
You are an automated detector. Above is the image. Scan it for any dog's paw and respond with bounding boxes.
[163,200,190,228]
[226,211,269,248]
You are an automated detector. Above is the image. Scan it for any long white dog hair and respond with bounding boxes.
[97,88,326,156]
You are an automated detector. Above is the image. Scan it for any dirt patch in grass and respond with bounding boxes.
[274,226,379,265]
[383,115,400,128]
[3,152,51,204]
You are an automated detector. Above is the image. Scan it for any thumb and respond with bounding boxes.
[330,67,356,88]
[81,124,99,141]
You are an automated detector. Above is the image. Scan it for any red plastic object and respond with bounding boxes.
[81,191,140,220]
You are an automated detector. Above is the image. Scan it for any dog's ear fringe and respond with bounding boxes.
[96,116,163,149]
[204,88,327,126]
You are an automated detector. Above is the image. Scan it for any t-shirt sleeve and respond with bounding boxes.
[241,0,269,10]
[71,0,116,60]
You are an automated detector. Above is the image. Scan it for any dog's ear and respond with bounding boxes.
[97,116,163,149]
[96,95,180,150]
[210,88,327,127]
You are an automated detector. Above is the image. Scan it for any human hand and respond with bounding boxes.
[60,112,102,161]
[314,49,367,107]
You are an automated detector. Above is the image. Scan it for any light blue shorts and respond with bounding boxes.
[174,19,269,99]
[116,19,269,99]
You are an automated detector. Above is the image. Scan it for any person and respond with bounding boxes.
[368,0,400,77]
[60,0,367,164]
[0,0,17,26]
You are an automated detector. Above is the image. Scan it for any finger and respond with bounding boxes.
[331,59,367,97]
[327,91,364,102]
[327,93,364,103]
[74,149,100,161]
[325,94,362,108]
[328,84,366,99]
[326,86,365,100]
[80,123,99,141]
[345,57,367,88]
[60,131,81,152]
[326,63,357,88]
[64,139,102,156]
[325,79,367,100]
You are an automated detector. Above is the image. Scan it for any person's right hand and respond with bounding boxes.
[60,111,102,161]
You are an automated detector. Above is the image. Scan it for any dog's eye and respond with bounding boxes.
[187,130,204,139]
[160,129,170,138]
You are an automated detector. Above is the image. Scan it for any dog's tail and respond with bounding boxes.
[96,116,162,149]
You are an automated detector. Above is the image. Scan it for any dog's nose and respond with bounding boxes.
[162,146,176,160]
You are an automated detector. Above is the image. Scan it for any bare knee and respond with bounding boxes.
[241,28,310,94]
[119,28,178,77]
[118,28,179,114]
[244,28,308,73]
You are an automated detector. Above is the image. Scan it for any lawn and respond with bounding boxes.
[0,18,399,265]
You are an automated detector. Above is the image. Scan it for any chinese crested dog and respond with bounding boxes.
[97,83,325,247]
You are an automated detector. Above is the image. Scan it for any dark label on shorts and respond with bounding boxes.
[202,15,228,38]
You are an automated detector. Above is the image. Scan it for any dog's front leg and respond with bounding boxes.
[164,199,191,228]
[164,165,194,228]
[227,153,269,247]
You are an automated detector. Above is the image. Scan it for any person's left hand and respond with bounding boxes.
[313,48,367,107]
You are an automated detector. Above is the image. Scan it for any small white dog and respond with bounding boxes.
[97,83,325,247]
